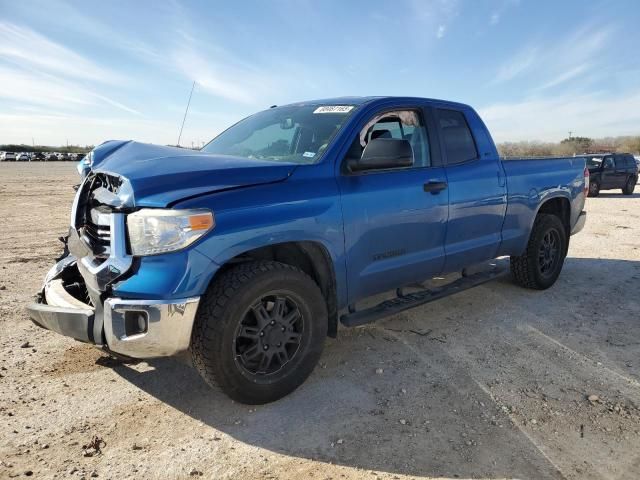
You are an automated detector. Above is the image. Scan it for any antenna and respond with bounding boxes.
[177,81,196,147]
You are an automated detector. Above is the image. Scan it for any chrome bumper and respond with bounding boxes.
[571,210,587,236]
[26,258,200,358]
[103,297,199,358]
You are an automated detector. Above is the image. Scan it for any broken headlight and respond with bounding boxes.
[77,150,94,178]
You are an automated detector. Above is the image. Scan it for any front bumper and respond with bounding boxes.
[571,210,587,236]
[26,257,200,358]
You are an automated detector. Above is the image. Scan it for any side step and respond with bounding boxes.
[340,266,509,328]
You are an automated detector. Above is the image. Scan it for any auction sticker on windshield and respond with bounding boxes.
[313,106,354,114]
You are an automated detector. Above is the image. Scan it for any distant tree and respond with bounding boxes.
[618,136,640,155]
[559,136,593,154]
[497,141,555,157]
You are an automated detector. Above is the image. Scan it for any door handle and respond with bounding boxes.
[423,181,448,193]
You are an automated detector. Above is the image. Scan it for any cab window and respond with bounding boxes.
[346,110,432,168]
[437,109,478,165]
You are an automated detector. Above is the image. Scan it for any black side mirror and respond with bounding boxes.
[349,138,414,172]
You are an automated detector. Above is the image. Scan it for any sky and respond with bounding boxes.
[1,0,639,147]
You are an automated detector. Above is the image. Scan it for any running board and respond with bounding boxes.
[340,267,508,328]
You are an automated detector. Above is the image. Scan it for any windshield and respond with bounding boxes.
[202,104,357,164]
[586,156,603,167]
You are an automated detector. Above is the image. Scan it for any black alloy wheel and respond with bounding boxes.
[234,294,304,376]
[510,213,567,290]
[538,228,561,279]
[191,261,327,404]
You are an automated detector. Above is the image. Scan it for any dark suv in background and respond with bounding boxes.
[586,153,638,196]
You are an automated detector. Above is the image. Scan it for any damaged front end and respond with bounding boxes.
[26,172,200,358]
[28,255,96,343]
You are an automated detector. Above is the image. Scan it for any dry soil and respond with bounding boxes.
[1,162,639,480]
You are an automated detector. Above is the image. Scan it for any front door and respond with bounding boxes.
[338,108,449,303]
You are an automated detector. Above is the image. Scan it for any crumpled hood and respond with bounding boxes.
[90,140,297,207]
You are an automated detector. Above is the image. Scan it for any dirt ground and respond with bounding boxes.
[1,162,639,480]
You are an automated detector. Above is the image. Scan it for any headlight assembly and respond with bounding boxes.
[126,209,214,256]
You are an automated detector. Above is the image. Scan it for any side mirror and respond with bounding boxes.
[349,138,413,172]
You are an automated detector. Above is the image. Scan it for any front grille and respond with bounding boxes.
[84,222,110,250]
[75,173,123,256]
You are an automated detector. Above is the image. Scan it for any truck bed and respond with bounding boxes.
[497,156,586,257]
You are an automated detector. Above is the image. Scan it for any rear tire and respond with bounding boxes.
[510,214,567,290]
[588,180,600,197]
[191,261,327,404]
[622,176,636,195]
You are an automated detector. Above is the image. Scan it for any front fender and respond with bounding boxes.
[174,174,348,307]
[111,247,219,300]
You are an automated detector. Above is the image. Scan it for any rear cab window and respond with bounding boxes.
[436,109,478,165]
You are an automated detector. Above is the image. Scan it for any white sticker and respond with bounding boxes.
[313,105,354,114]
[303,151,316,158]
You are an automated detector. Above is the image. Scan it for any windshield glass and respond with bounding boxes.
[202,104,357,164]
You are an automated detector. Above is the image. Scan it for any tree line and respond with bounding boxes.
[497,135,640,158]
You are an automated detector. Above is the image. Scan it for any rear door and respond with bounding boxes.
[435,107,507,273]
[338,105,449,303]
[614,155,629,187]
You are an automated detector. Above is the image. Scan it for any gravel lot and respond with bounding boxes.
[1,162,639,480]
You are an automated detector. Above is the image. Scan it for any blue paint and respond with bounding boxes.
[87,97,585,309]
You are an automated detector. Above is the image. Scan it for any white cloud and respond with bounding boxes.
[479,91,640,142]
[494,47,538,83]
[170,47,259,104]
[0,22,124,84]
[492,23,612,89]
[166,29,328,106]
[0,21,142,121]
[535,64,589,91]
[489,0,520,26]
[0,66,140,115]
[409,0,459,40]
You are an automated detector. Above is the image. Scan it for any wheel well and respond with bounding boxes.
[537,197,570,252]
[218,242,338,338]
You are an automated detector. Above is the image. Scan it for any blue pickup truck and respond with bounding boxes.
[28,96,587,403]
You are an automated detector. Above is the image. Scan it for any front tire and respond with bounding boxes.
[510,214,567,290]
[588,180,600,197]
[191,261,327,404]
[622,176,636,195]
